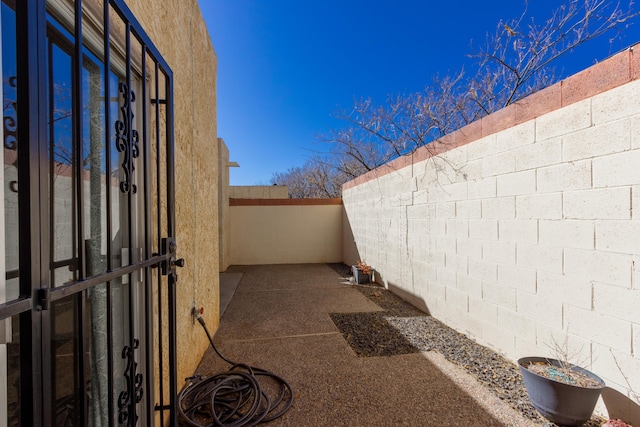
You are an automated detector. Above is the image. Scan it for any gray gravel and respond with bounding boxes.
[327,264,604,427]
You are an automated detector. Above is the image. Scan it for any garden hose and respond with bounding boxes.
[177,311,294,426]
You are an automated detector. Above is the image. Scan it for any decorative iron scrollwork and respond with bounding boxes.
[114,82,140,194]
[4,76,18,193]
[118,339,143,426]
[4,76,17,150]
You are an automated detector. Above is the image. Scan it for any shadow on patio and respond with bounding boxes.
[194,264,534,426]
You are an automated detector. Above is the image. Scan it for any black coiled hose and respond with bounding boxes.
[178,313,294,426]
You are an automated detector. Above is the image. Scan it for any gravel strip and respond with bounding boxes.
[327,265,604,427]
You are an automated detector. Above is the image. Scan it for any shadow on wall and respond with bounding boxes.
[342,204,436,317]
[341,208,359,267]
[342,209,433,317]
[601,387,640,426]
[382,278,432,317]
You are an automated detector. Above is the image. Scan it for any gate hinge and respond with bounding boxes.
[36,288,51,311]
[161,237,185,275]
[161,237,175,275]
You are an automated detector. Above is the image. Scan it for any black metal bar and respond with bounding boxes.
[47,36,55,287]
[72,2,89,424]
[15,0,46,423]
[104,0,113,273]
[77,292,89,426]
[5,269,19,280]
[109,0,171,77]
[167,273,177,427]
[43,254,169,304]
[156,265,164,420]
[164,72,178,427]
[107,272,115,427]
[74,0,86,283]
[0,297,32,321]
[51,258,78,270]
[141,46,155,425]
[123,20,139,426]
[154,59,165,421]
[164,73,175,267]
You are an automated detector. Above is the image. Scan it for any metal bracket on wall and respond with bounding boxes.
[161,237,184,276]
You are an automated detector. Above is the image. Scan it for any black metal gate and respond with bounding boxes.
[0,0,179,424]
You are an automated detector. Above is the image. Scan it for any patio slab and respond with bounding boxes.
[194,264,532,426]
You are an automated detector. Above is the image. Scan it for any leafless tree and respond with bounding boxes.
[271,156,344,198]
[470,0,637,112]
[273,0,639,197]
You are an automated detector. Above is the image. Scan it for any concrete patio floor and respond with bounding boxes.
[196,264,533,426]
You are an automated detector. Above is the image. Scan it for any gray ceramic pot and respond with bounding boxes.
[518,357,605,426]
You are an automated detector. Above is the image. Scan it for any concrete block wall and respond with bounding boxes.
[343,45,640,421]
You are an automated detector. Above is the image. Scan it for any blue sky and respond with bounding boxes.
[198,1,640,185]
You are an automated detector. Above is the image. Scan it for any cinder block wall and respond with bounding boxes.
[343,45,640,421]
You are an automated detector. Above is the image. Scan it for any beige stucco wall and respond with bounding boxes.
[218,139,230,272]
[230,185,289,199]
[229,203,344,265]
[343,47,640,422]
[126,0,220,397]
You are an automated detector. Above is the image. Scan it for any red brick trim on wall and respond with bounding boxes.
[230,198,343,206]
[343,43,640,191]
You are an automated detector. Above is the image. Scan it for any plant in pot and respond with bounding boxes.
[519,341,606,427]
[352,261,374,284]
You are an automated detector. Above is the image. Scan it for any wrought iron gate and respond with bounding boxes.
[0,0,179,424]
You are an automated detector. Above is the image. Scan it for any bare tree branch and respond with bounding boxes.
[271,0,638,198]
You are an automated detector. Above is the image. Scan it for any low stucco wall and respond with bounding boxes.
[229,199,344,265]
[230,185,289,199]
[342,46,640,422]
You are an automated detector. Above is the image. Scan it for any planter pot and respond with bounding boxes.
[352,266,374,284]
[518,357,605,426]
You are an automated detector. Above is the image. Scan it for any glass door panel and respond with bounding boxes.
[0,0,176,423]
[48,34,77,287]
[4,314,19,427]
[51,295,83,426]
[51,279,140,427]
[2,0,18,302]
[1,2,20,426]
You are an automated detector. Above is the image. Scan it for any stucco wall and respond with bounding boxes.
[218,138,232,272]
[342,46,640,422]
[229,199,344,265]
[230,185,289,199]
[126,0,219,397]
